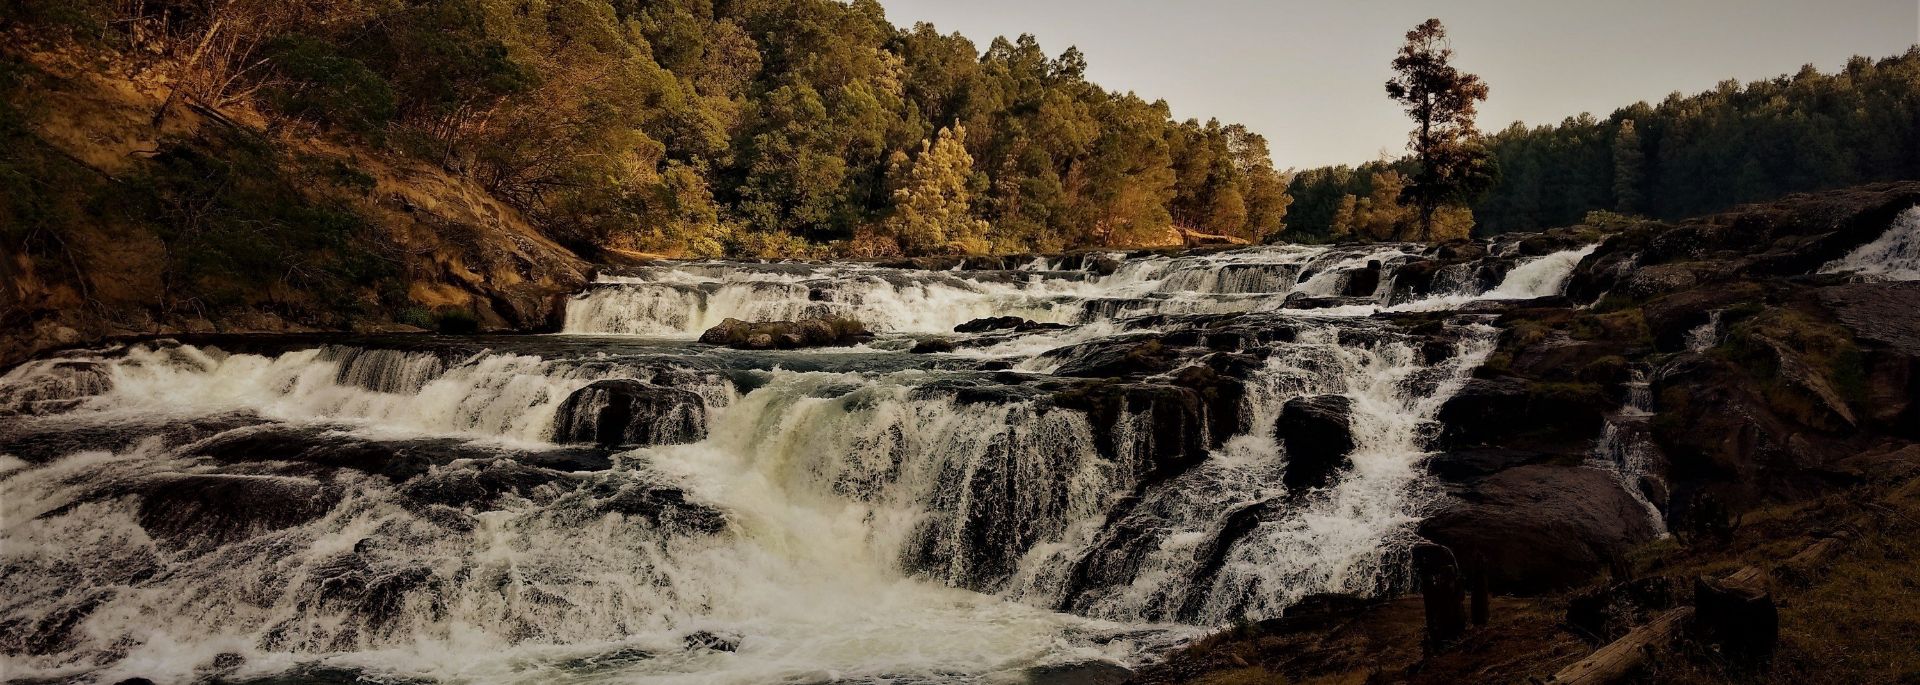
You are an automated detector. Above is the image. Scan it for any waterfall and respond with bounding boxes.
[1823,205,1920,280]
[0,242,1600,684]
[1586,370,1668,535]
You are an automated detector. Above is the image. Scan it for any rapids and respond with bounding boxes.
[2,241,1596,684]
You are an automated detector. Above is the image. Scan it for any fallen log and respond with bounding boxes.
[1541,606,1692,685]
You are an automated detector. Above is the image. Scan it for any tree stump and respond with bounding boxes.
[1693,574,1778,668]
[1415,542,1467,651]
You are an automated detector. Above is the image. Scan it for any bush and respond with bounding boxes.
[430,308,480,334]
[262,35,397,135]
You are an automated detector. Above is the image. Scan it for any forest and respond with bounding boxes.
[1288,49,1920,239]
[5,0,1919,258]
[2,0,1290,259]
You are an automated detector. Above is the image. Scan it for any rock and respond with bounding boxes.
[910,338,957,354]
[698,316,873,350]
[1051,381,1209,479]
[397,459,575,508]
[187,424,614,482]
[953,316,1069,333]
[1049,337,1180,378]
[553,379,708,448]
[1015,660,1134,685]
[122,473,342,552]
[1436,376,1611,454]
[0,359,114,415]
[1282,293,1374,310]
[1418,465,1662,594]
[1275,395,1356,491]
[683,630,741,652]
[1424,448,1555,482]
[1341,261,1383,297]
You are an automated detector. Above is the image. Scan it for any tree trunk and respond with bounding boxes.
[1415,543,1466,652]
[153,1,233,127]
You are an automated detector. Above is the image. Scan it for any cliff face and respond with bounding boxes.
[0,40,590,367]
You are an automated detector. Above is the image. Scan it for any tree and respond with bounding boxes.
[1611,119,1645,214]
[883,125,990,254]
[1385,18,1491,241]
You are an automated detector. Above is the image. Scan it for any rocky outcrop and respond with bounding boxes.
[953,316,1070,333]
[697,316,874,350]
[1419,465,1662,594]
[1276,395,1356,491]
[553,379,708,448]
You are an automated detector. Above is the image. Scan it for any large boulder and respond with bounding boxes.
[0,359,114,416]
[1049,337,1181,378]
[1418,465,1662,594]
[554,379,708,448]
[1276,395,1356,491]
[698,316,874,350]
[1436,376,1612,454]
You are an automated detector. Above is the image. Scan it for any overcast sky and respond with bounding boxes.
[877,0,1920,169]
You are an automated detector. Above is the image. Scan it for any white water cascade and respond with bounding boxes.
[1823,205,1920,280]
[1,243,1599,684]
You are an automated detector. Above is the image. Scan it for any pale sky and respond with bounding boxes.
[878,0,1920,169]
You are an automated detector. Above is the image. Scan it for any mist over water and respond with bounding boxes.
[2,241,1593,684]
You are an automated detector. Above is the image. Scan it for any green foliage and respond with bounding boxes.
[882,125,989,254]
[109,134,392,314]
[1385,19,1492,241]
[261,34,396,135]
[1294,49,1920,237]
[430,307,480,334]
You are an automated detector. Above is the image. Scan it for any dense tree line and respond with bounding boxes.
[1287,48,1920,239]
[3,0,1290,257]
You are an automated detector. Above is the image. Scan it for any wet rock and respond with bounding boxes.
[1281,293,1374,310]
[559,474,728,535]
[1051,382,1209,479]
[305,552,437,630]
[1275,395,1356,492]
[0,411,271,465]
[1341,261,1383,297]
[698,316,873,350]
[683,630,741,652]
[954,316,1070,334]
[1424,448,1556,482]
[124,473,342,551]
[1017,660,1134,685]
[187,424,615,482]
[1049,337,1180,378]
[1418,465,1662,594]
[1436,376,1611,454]
[397,460,575,508]
[553,379,708,448]
[1172,362,1252,447]
[0,588,113,656]
[0,359,114,415]
[910,338,957,354]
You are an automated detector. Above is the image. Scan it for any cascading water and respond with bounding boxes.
[1,242,1597,684]
[1822,205,1920,280]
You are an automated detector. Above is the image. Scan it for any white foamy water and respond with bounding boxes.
[1823,205,1920,280]
[0,241,1600,684]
